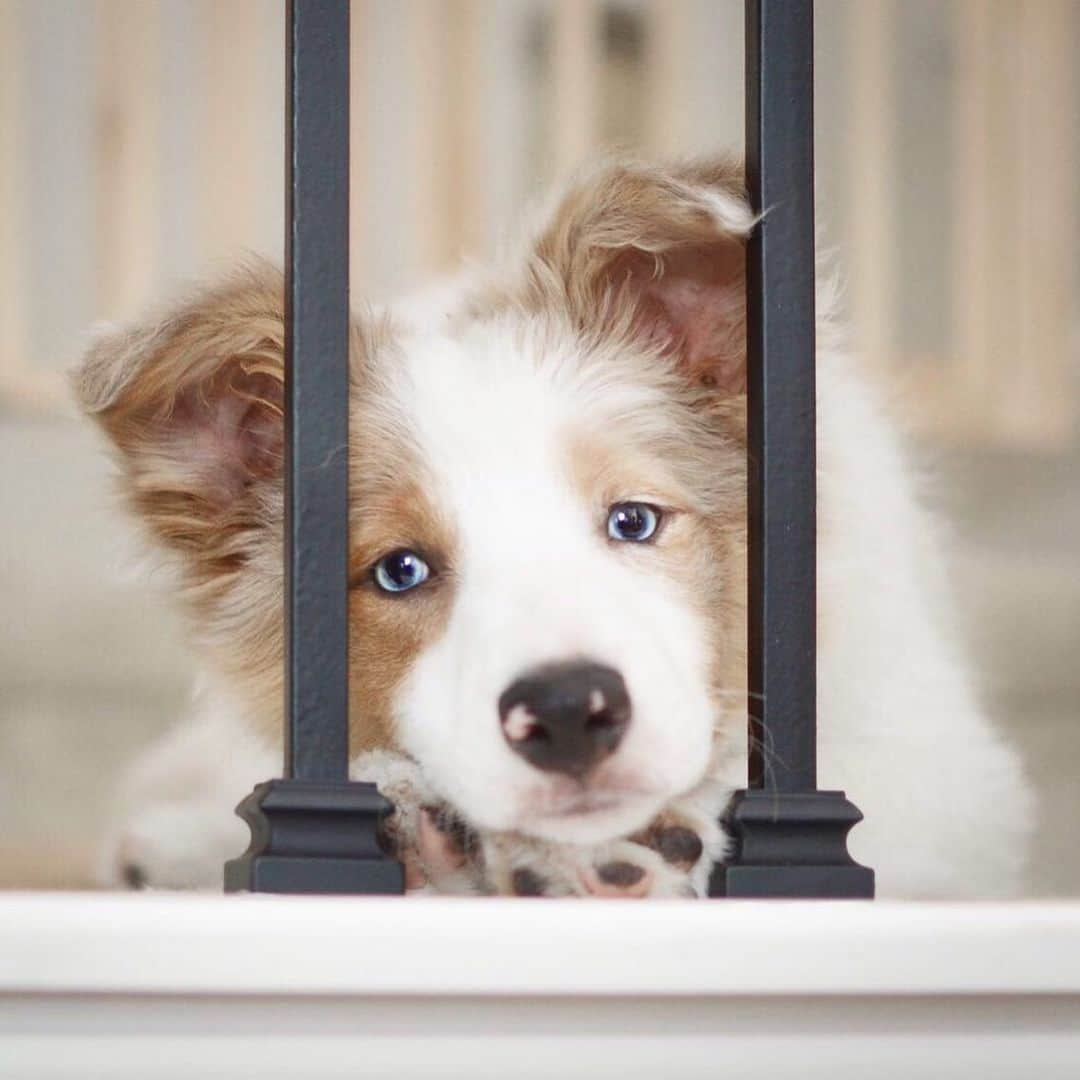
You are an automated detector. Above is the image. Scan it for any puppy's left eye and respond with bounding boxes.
[606,502,661,543]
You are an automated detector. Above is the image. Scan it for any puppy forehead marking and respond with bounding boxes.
[392,327,586,525]
[388,320,688,529]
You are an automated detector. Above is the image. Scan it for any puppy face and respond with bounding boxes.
[78,158,752,844]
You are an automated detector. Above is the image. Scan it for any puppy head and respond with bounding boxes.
[77,158,752,844]
[398,157,752,840]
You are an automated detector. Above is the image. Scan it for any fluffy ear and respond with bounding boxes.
[526,157,752,391]
[74,264,285,563]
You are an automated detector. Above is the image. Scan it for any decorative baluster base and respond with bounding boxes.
[224,779,404,895]
[709,789,875,898]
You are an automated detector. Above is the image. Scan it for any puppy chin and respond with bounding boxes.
[521,792,667,846]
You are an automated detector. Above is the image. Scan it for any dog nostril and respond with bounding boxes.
[586,707,618,732]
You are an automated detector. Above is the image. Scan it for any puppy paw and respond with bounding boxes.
[476,835,687,898]
[351,749,486,894]
[649,778,734,895]
[352,750,731,900]
[479,815,715,899]
[578,839,692,898]
[99,798,249,891]
[628,802,725,898]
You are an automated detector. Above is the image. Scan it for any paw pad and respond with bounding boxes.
[581,859,653,898]
[417,806,483,884]
[649,825,703,870]
[597,861,646,888]
[511,867,548,896]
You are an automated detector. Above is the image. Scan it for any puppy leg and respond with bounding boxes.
[109,738,486,894]
[99,705,275,891]
[351,749,486,895]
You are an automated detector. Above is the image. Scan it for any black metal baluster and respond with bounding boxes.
[225,0,403,895]
[710,0,874,898]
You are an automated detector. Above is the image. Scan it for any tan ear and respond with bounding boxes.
[74,263,285,563]
[525,157,752,391]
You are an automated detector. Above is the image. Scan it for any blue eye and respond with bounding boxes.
[607,502,661,543]
[373,550,431,593]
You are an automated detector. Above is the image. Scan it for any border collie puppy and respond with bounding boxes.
[76,157,1032,898]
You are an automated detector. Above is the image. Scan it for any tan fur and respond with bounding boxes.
[76,265,456,755]
[565,427,747,762]
[467,155,750,388]
[347,472,457,751]
[76,266,289,731]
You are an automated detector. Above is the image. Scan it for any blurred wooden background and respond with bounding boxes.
[1,0,1076,447]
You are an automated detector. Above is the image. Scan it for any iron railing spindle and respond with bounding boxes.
[225,0,403,895]
[710,0,874,899]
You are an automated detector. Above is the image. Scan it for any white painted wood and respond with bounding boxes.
[3,894,1080,996]
[2,895,1080,1079]
[3,995,1080,1080]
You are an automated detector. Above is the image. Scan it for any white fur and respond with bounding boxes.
[386,319,717,844]
[98,679,275,891]
[810,356,1033,897]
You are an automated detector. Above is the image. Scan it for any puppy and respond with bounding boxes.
[77,157,1033,898]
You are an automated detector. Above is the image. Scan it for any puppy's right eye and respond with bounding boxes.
[373,550,431,593]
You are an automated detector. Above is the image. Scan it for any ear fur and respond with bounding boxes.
[513,156,753,391]
[74,262,285,566]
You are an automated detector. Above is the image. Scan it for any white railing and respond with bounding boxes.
[3,894,1080,1079]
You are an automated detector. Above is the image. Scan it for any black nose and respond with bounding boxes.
[498,661,631,778]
